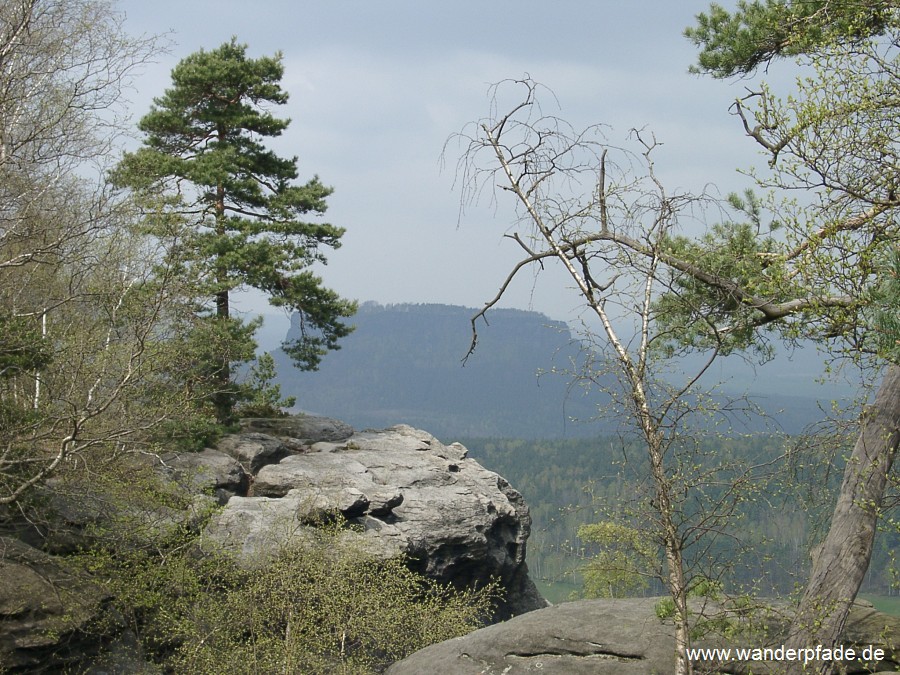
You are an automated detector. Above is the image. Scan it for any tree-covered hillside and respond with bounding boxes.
[273,302,610,438]
[463,435,900,603]
[273,302,855,438]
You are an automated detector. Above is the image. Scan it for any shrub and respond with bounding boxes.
[84,523,498,674]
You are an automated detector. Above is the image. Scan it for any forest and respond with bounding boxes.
[463,436,900,605]
[2,0,900,673]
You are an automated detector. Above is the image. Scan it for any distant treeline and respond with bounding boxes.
[461,435,900,600]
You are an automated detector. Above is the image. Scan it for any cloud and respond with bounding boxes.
[117,0,761,321]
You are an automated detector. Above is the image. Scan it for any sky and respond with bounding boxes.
[109,0,863,398]
[114,1,761,336]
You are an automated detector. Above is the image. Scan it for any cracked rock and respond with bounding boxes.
[387,597,900,674]
[203,420,547,621]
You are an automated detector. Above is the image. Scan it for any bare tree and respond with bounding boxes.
[0,0,172,507]
[453,77,782,675]
[456,59,900,671]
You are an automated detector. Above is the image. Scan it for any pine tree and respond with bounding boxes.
[113,39,355,423]
[686,3,900,671]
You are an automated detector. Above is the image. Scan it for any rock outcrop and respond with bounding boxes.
[0,416,547,670]
[386,597,900,675]
[197,418,547,621]
[0,537,113,672]
[6,415,900,674]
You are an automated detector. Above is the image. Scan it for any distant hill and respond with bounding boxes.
[272,302,607,438]
[271,302,858,439]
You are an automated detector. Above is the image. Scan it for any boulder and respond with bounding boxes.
[203,422,548,621]
[0,415,548,671]
[214,432,291,474]
[386,597,900,675]
[239,415,354,442]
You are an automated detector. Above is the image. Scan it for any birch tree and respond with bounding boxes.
[454,78,777,675]
[0,0,174,506]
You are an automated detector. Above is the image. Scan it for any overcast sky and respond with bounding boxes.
[113,1,770,343]
[108,0,877,402]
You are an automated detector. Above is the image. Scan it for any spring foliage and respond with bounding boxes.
[80,487,498,675]
[113,39,356,421]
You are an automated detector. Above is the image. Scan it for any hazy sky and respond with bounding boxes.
[113,0,769,345]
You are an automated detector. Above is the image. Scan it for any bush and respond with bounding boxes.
[577,521,656,599]
[84,523,498,674]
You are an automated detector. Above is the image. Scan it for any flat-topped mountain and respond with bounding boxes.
[273,302,604,439]
[272,302,854,439]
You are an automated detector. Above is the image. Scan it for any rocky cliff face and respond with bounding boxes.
[0,537,113,672]
[194,417,547,621]
[0,415,547,671]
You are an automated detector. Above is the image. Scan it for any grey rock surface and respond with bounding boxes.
[386,597,900,675]
[0,537,113,672]
[0,415,547,671]
[387,598,672,675]
[214,432,290,474]
[162,447,248,503]
[239,415,354,442]
[204,422,548,620]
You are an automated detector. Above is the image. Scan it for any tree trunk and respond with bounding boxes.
[645,420,693,675]
[786,363,900,674]
[667,536,693,675]
[212,172,232,424]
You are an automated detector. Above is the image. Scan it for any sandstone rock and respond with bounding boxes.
[203,423,548,621]
[387,598,670,675]
[162,447,249,503]
[386,597,900,675]
[0,415,547,672]
[0,537,113,672]
[239,415,354,442]
[215,432,291,473]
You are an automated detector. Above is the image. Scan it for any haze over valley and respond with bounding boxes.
[272,302,861,440]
